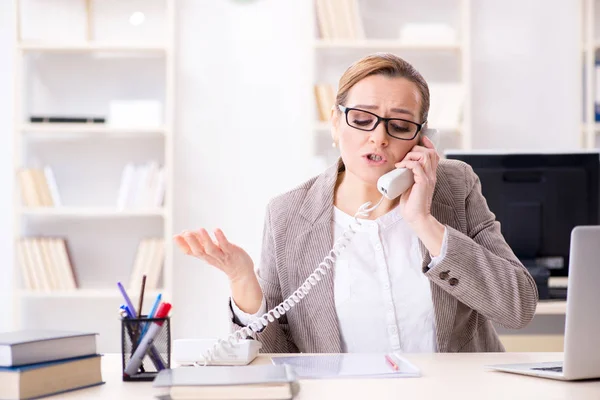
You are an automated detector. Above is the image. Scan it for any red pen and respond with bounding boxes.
[385,354,399,371]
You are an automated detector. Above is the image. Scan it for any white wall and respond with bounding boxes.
[471,0,581,150]
[172,0,314,340]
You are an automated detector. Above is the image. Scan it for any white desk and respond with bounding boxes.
[53,353,600,400]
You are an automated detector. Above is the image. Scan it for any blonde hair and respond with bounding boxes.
[335,52,430,123]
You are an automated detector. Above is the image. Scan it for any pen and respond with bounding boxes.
[137,275,147,317]
[118,282,138,318]
[124,302,172,377]
[385,354,399,371]
[139,293,162,341]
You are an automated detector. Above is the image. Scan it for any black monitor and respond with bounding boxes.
[444,151,599,278]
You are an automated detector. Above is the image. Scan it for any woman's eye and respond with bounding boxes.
[352,118,374,127]
[390,122,411,133]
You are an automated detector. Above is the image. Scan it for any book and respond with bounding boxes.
[0,354,103,400]
[0,331,97,367]
[29,116,105,123]
[153,364,296,400]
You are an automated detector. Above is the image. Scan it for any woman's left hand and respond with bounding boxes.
[395,135,440,225]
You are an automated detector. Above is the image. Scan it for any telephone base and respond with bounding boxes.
[173,338,262,366]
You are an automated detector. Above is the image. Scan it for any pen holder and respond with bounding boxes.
[121,316,171,381]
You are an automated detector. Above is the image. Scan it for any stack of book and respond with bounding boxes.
[128,238,165,292]
[0,330,103,400]
[315,0,365,40]
[17,167,61,207]
[117,161,166,209]
[314,84,336,122]
[15,237,77,292]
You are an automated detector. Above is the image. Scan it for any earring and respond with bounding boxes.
[332,142,337,148]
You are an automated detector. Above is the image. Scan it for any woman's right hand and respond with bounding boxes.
[173,228,255,283]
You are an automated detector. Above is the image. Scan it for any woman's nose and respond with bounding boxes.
[369,121,388,147]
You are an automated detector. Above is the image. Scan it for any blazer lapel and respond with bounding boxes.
[288,159,343,353]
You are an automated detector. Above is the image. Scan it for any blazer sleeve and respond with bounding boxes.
[425,163,539,329]
[228,203,298,353]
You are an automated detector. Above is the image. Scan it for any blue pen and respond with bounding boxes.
[118,282,138,318]
[139,294,162,341]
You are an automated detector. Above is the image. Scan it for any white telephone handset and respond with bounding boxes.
[174,158,419,366]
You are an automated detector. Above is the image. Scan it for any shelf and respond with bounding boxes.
[314,39,461,51]
[535,300,566,315]
[18,207,165,218]
[19,124,166,139]
[17,42,167,54]
[18,288,162,299]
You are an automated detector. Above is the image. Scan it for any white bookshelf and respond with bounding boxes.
[312,0,472,165]
[11,0,175,353]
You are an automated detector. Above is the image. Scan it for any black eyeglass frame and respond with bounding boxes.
[338,104,424,140]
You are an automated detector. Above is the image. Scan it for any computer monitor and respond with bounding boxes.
[444,151,600,278]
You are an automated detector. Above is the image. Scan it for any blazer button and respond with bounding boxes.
[449,277,459,286]
[439,271,450,280]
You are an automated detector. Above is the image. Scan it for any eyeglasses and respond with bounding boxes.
[338,105,424,140]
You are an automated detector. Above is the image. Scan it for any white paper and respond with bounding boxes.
[271,353,421,379]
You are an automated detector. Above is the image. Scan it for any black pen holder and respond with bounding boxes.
[121,316,171,381]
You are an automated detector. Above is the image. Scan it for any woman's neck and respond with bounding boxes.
[334,170,399,220]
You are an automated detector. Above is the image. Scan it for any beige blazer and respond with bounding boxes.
[229,158,539,353]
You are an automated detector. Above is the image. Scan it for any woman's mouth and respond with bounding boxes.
[363,154,387,165]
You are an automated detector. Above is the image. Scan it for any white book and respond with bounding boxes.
[43,166,61,207]
[146,238,165,290]
[21,239,40,291]
[142,162,160,208]
[16,240,34,290]
[129,239,150,292]
[117,163,136,210]
[154,167,166,207]
[38,238,59,291]
[55,239,77,290]
[133,163,151,208]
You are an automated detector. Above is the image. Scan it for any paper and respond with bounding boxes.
[271,353,420,380]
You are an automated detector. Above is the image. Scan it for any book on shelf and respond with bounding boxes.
[314,84,336,121]
[0,330,102,400]
[29,116,105,124]
[315,0,365,40]
[427,83,465,131]
[117,161,166,209]
[129,238,165,292]
[16,237,78,292]
[17,166,61,208]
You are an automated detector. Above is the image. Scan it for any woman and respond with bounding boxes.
[174,52,538,354]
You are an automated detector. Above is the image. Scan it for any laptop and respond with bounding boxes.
[487,225,600,381]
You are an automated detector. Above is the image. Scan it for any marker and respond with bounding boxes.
[124,302,172,377]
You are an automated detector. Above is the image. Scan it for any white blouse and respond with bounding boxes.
[232,206,448,353]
